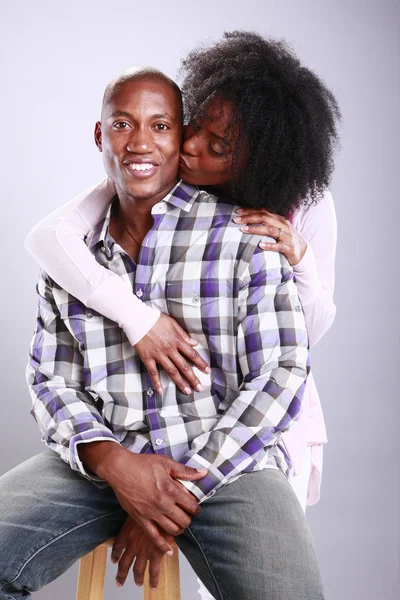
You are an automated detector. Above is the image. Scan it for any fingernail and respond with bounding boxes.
[183,386,191,395]
[195,384,203,392]
[259,243,268,249]
[111,556,117,564]
[236,208,244,213]
[115,580,123,587]
[205,367,211,374]
[241,226,249,232]
[135,582,143,587]
[151,587,157,591]
[233,216,241,222]
[157,387,163,395]
[167,549,174,556]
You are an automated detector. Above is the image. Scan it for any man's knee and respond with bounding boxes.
[184,470,325,599]
[0,451,123,598]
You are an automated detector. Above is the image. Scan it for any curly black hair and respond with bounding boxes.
[179,31,341,216]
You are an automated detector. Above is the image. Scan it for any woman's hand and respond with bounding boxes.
[135,313,211,395]
[234,208,307,266]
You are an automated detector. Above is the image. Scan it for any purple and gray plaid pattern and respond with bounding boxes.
[27,181,309,501]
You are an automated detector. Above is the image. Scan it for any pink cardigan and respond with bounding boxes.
[25,179,337,505]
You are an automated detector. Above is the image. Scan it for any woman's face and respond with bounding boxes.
[179,100,237,189]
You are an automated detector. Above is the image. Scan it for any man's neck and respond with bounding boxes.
[116,180,177,230]
[110,179,178,261]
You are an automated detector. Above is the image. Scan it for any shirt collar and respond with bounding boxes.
[85,180,200,254]
[163,180,200,212]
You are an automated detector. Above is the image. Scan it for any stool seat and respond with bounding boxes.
[76,537,180,599]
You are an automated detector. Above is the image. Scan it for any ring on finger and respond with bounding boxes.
[276,227,285,242]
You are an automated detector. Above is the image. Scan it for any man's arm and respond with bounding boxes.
[27,271,120,477]
[179,247,309,501]
[26,271,205,550]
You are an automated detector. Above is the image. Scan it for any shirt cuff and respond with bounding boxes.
[69,429,121,485]
[123,305,161,346]
[177,456,226,502]
[292,243,321,306]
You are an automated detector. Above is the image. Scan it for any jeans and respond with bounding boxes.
[197,446,314,600]
[0,451,324,599]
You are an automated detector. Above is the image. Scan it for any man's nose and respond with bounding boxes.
[126,128,154,153]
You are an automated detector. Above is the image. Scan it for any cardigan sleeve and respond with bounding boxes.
[291,190,337,347]
[24,178,160,345]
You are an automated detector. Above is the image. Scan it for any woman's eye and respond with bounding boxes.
[209,142,224,157]
[155,123,169,131]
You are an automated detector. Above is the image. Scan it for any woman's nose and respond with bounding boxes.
[182,132,200,156]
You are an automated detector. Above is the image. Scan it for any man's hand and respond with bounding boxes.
[135,313,211,395]
[79,442,205,552]
[111,517,174,589]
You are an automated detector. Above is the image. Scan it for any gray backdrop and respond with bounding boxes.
[1,1,399,598]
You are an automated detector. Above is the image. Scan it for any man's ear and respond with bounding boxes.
[94,122,102,151]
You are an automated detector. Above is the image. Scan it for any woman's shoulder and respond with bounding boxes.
[291,189,335,230]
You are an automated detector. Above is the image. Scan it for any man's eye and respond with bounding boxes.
[113,122,129,129]
[155,124,169,131]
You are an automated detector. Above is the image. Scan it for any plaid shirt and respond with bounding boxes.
[27,181,309,501]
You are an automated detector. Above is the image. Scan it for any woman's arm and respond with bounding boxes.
[289,191,337,346]
[25,178,163,344]
[24,178,210,391]
[234,189,337,347]
[24,178,157,341]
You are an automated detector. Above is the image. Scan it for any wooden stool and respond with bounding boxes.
[76,538,180,600]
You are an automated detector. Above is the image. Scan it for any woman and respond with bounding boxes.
[25,31,339,596]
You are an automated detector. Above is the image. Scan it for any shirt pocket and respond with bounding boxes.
[165,279,232,334]
[58,302,122,350]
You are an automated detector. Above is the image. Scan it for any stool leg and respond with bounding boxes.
[76,545,108,600]
[143,551,180,600]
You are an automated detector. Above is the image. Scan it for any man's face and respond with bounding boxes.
[95,78,182,205]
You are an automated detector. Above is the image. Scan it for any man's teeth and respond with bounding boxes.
[130,163,154,171]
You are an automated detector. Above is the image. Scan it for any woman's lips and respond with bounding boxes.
[179,156,191,170]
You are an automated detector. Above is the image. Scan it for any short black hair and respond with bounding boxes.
[179,31,341,216]
[102,67,183,119]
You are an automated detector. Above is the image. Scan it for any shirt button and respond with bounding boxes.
[155,438,163,446]
[101,245,107,253]
[86,312,93,319]
[136,289,143,298]
[146,388,154,396]
[295,305,302,312]
[192,294,200,304]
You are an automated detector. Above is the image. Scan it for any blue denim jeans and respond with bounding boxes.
[0,451,324,599]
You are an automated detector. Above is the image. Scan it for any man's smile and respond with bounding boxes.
[123,158,160,179]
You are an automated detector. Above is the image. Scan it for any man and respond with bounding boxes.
[0,68,324,599]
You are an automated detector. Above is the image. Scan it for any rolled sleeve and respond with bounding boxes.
[26,271,120,483]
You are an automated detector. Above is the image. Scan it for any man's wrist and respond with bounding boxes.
[78,440,125,483]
